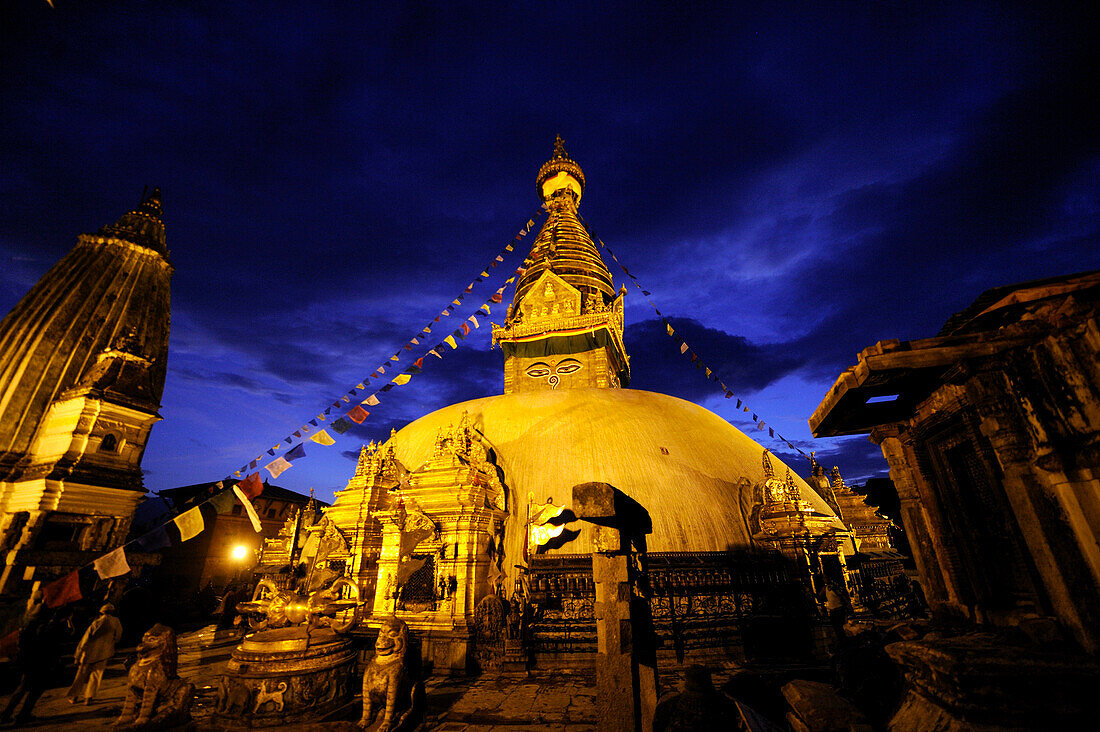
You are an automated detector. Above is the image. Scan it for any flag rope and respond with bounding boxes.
[575,212,810,460]
[35,205,548,608]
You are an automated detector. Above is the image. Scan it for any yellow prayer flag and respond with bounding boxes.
[393,373,412,386]
[310,430,336,446]
[173,506,204,542]
[444,335,458,349]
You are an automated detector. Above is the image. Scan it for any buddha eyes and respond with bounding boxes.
[525,360,582,378]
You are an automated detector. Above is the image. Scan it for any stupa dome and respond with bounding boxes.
[384,387,845,559]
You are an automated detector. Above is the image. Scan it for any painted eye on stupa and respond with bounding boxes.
[554,359,582,375]
[525,363,551,378]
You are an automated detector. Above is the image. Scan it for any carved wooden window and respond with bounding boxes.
[99,433,119,453]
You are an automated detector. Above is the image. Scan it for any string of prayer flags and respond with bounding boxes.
[310,429,336,446]
[174,506,204,542]
[579,210,811,459]
[93,547,130,579]
[232,485,264,533]
[44,570,82,608]
[348,405,369,423]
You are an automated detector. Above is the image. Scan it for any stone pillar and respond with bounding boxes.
[872,426,955,611]
[572,482,656,732]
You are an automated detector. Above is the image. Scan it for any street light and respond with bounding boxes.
[231,544,249,561]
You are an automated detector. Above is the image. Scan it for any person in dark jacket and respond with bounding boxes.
[1,612,66,724]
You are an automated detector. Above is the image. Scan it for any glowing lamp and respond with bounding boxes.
[231,545,249,561]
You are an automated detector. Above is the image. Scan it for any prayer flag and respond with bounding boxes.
[527,219,534,229]
[690,353,698,363]
[643,290,651,296]
[743,406,750,413]
[210,490,236,515]
[332,417,353,434]
[752,413,758,422]
[758,421,766,430]
[267,449,275,457]
[239,472,264,499]
[136,525,171,551]
[232,485,263,533]
[44,570,82,608]
[461,322,471,336]
[348,406,369,423]
[491,291,503,303]
[364,395,381,406]
[423,326,432,333]
[429,349,442,359]
[392,373,412,386]
[377,366,386,375]
[413,357,424,369]
[464,285,473,293]
[479,304,490,315]
[265,456,292,479]
[495,255,504,262]
[666,324,674,336]
[355,383,365,391]
[249,459,258,469]
[309,419,318,427]
[411,338,419,346]
[310,429,336,446]
[480,270,489,278]
[293,430,301,438]
[341,395,350,403]
[490,261,498,268]
[725,392,733,399]
[452,299,462,306]
[445,335,457,349]
[736,399,742,408]
[705,368,712,378]
[379,383,394,393]
[769,428,775,437]
[286,444,306,461]
[403,344,412,351]
[505,244,514,252]
[390,354,399,362]
[94,547,130,579]
[174,507,204,542]
[468,316,479,328]
[680,343,689,354]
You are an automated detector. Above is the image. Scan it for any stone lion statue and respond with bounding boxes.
[359,617,421,731]
[113,623,193,730]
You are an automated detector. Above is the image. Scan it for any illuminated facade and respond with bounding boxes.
[327,140,854,669]
[0,190,171,596]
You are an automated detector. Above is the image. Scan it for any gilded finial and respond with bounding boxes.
[761,449,774,480]
[536,135,585,203]
[831,466,845,489]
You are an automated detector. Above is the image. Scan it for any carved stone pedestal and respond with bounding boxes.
[213,627,357,728]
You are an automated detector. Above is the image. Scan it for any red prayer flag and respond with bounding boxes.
[348,405,369,424]
[44,570,81,608]
[238,472,264,500]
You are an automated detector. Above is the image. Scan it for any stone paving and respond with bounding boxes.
[2,630,750,731]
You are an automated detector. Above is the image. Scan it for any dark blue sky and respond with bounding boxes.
[3,1,1098,503]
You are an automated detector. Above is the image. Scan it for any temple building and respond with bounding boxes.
[811,269,1100,654]
[324,139,861,670]
[0,190,172,598]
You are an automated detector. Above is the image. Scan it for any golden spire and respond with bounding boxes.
[762,449,775,480]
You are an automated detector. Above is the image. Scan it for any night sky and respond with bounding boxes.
[3,2,1098,504]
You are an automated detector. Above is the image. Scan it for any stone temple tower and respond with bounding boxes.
[0,189,172,595]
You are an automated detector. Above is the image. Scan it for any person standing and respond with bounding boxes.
[65,604,123,705]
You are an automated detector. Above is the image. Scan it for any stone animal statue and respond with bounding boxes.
[253,679,288,714]
[113,624,193,730]
[358,617,421,731]
[216,675,252,716]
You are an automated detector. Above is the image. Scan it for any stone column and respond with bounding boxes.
[572,482,656,732]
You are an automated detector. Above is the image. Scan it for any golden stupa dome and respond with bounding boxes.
[384,387,844,564]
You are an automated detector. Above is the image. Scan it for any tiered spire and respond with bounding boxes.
[492,138,629,392]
